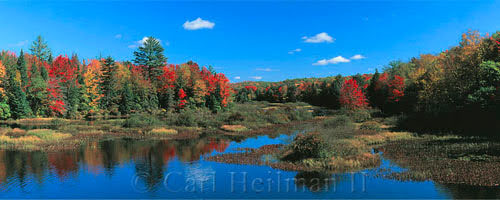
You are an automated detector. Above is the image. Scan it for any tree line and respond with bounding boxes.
[234,30,500,134]
[0,36,232,119]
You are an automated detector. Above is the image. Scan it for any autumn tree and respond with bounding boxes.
[0,60,10,119]
[339,78,368,110]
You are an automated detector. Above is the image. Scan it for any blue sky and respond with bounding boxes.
[1,1,499,82]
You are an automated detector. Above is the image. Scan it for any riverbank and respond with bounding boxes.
[206,109,500,187]
[0,102,317,151]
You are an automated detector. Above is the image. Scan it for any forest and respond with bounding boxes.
[0,36,232,120]
[0,31,499,135]
[234,30,500,134]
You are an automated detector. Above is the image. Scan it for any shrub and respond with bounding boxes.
[360,121,382,132]
[225,112,245,124]
[285,133,328,161]
[50,118,68,126]
[175,109,197,127]
[123,114,162,128]
[289,109,313,121]
[264,109,290,124]
[347,109,371,123]
[322,115,353,129]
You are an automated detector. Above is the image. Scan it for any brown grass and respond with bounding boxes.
[150,128,178,135]
[221,125,249,132]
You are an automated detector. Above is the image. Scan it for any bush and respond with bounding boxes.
[175,109,198,127]
[346,109,371,123]
[360,121,382,132]
[264,109,290,124]
[289,109,313,121]
[284,133,329,161]
[50,118,68,126]
[322,115,353,128]
[123,114,162,128]
[225,112,245,124]
[165,108,221,128]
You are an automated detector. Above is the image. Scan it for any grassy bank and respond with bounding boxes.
[0,102,316,150]
[207,108,500,187]
[207,109,416,172]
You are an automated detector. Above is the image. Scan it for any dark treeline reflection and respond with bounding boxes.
[0,137,230,188]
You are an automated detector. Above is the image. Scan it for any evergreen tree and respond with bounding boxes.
[6,64,32,119]
[100,56,117,110]
[132,37,167,81]
[119,83,135,115]
[40,63,48,81]
[16,49,29,89]
[27,62,48,116]
[366,69,386,109]
[65,82,81,119]
[29,35,52,61]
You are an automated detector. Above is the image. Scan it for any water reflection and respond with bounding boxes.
[0,137,230,188]
[0,135,498,198]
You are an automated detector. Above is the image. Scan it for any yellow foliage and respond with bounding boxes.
[84,59,104,111]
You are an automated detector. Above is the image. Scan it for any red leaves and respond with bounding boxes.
[244,85,257,92]
[158,64,176,91]
[339,78,368,110]
[177,88,187,108]
[47,56,77,116]
[388,75,405,102]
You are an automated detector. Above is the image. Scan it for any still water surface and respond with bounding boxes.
[0,133,498,199]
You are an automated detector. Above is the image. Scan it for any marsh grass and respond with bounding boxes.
[277,110,417,172]
[0,128,73,150]
[380,135,500,186]
[149,128,178,135]
[26,129,72,141]
[220,125,249,132]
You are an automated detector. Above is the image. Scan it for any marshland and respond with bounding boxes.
[1,1,500,198]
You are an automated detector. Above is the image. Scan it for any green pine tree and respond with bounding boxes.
[132,37,167,81]
[6,66,32,119]
[119,83,135,115]
[29,35,52,61]
[16,49,29,89]
[100,56,117,111]
[27,62,48,116]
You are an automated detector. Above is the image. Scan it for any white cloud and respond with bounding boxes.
[115,34,122,39]
[256,68,278,72]
[251,76,262,80]
[313,56,350,66]
[183,18,215,30]
[128,37,161,49]
[10,40,28,47]
[234,76,241,80]
[350,54,365,60]
[302,32,334,43]
[288,48,302,54]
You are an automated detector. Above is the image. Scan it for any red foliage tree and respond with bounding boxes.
[388,75,405,102]
[339,78,368,110]
[177,88,187,108]
[47,56,77,115]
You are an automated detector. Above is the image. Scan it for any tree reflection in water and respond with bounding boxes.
[0,137,230,191]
